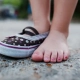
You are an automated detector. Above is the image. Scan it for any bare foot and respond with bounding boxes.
[32,30,70,63]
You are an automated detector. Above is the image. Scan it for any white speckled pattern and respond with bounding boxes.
[0,32,48,58]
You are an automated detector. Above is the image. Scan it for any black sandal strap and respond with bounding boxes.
[20,31,35,36]
[24,31,36,36]
[23,26,39,35]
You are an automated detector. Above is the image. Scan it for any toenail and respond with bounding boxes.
[65,57,68,59]
[58,58,61,60]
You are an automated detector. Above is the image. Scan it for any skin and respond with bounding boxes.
[30,0,78,63]
[30,0,50,33]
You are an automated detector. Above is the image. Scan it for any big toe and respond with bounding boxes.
[32,50,44,62]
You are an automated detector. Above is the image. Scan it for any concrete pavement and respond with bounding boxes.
[0,20,80,80]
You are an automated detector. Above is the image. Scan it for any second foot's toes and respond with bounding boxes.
[32,50,44,62]
[44,51,51,63]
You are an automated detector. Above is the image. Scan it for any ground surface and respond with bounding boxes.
[0,20,80,80]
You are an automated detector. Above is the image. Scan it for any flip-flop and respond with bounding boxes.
[0,26,48,58]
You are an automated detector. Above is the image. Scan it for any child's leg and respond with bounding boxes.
[32,0,78,62]
[30,0,50,33]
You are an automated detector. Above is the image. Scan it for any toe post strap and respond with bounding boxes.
[20,26,39,36]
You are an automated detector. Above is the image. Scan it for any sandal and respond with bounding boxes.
[0,26,48,58]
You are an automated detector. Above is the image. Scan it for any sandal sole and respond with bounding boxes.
[0,42,39,58]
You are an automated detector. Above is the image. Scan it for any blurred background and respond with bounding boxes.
[0,0,32,20]
[0,0,80,21]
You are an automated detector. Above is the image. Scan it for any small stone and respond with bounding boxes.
[19,68,23,71]
[46,63,52,68]
[34,68,38,70]
[19,68,25,71]
[63,64,68,67]
[40,64,44,66]
[3,59,6,62]
[70,65,73,67]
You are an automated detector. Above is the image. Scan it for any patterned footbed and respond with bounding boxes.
[1,36,45,46]
[1,26,48,47]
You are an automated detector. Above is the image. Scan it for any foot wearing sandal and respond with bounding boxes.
[0,26,50,58]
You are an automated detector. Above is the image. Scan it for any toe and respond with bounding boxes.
[44,50,51,63]
[63,51,70,61]
[32,50,44,62]
[51,51,57,63]
[57,51,63,62]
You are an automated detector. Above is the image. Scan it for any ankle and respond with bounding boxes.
[50,27,69,38]
[34,20,51,33]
